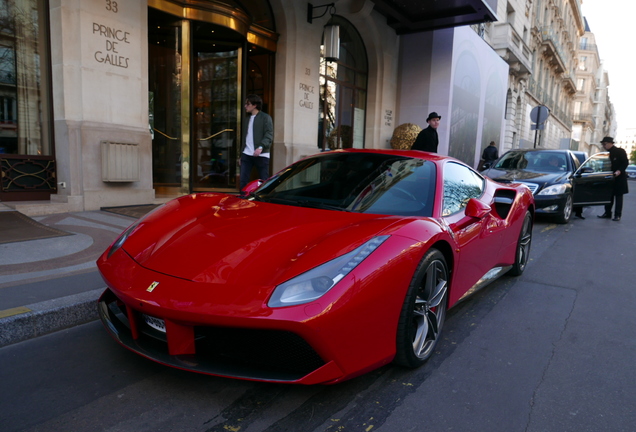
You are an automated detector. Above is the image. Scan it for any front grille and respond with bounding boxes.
[195,327,326,377]
[99,289,326,381]
[516,182,539,194]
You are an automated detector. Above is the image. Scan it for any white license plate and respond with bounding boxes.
[143,314,166,333]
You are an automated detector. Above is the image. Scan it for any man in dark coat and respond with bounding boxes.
[597,136,629,221]
[480,141,499,170]
[411,112,441,152]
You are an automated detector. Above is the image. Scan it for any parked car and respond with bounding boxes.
[481,149,614,223]
[97,149,534,385]
[626,165,636,179]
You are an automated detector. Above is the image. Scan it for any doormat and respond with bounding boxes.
[101,204,161,219]
[0,211,71,245]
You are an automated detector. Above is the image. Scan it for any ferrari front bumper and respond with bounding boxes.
[98,288,346,384]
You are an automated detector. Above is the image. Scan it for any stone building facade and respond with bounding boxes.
[572,20,615,154]
[2,0,508,214]
[477,0,615,156]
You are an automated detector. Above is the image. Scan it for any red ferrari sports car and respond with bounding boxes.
[97,149,534,384]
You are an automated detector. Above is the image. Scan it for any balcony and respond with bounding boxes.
[527,78,573,130]
[579,42,598,55]
[540,26,567,74]
[573,112,596,129]
[490,22,533,75]
[562,73,576,94]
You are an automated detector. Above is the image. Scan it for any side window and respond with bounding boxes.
[569,153,580,170]
[443,163,485,216]
[581,153,611,173]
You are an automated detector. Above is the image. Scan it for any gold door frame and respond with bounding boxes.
[149,0,278,51]
[149,0,277,194]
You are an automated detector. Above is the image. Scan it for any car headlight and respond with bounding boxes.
[268,236,390,307]
[106,204,166,258]
[537,184,568,195]
[107,222,140,258]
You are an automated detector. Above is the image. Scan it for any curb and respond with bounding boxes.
[0,288,103,348]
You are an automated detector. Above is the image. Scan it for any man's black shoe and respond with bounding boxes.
[597,214,611,219]
[575,214,585,219]
[612,217,621,221]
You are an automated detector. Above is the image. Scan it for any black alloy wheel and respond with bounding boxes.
[508,210,533,276]
[556,193,573,224]
[395,248,449,368]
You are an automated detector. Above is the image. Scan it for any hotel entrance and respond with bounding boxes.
[148,2,276,196]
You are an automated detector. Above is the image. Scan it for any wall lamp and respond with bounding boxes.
[307,3,339,62]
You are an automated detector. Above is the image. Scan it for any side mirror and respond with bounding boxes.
[465,198,491,219]
[241,179,263,196]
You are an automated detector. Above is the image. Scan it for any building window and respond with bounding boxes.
[318,16,368,151]
[576,78,585,92]
[0,0,52,156]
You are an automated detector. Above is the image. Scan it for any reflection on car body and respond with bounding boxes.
[481,149,614,223]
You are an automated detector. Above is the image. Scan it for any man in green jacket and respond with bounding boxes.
[240,94,273,189]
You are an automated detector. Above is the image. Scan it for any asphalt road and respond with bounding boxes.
[2,197,635,432]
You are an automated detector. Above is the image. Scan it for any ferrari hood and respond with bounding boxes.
[121,194,402,284]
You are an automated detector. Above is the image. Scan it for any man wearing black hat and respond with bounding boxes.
[597,136,629,221]
[412,112,441,152]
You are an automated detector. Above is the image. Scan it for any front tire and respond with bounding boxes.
[395,249,449,368]
[556,193,573,224]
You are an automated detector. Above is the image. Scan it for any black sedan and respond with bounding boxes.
[481,149,614,223]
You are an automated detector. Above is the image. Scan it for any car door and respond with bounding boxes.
[442,162,503,303]
[572,152,614,206]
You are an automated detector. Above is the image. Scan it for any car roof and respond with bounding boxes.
[504,149,570,153]
[316,148,462,165]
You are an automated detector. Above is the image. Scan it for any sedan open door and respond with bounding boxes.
[572,152,614,206]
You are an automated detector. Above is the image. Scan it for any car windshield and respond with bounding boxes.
[249,152,436,217]
[494,151,568,172]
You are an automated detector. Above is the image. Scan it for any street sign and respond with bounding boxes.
[530,105,550,148]
[530,105,550,124]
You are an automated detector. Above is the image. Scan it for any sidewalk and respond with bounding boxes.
[0,203,140,347]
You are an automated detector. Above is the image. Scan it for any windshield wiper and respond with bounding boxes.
[298,200,352,212]
[244,192,265,201]
[266,196,351,212]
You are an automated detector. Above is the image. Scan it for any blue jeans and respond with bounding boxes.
[240,153,270,190]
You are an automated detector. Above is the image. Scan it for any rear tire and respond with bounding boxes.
[508,211,533,276]
[394,249,449,368]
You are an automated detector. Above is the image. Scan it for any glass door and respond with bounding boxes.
[148,9,184,195]
[192,40,240,190]
[149,4,274,195]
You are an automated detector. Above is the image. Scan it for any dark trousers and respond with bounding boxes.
[604,193,624,218]
[240,153,270,190]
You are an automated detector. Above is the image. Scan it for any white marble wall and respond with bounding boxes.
[269,0,401,173]
[47,0,404,208]
[50,0,153,210]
